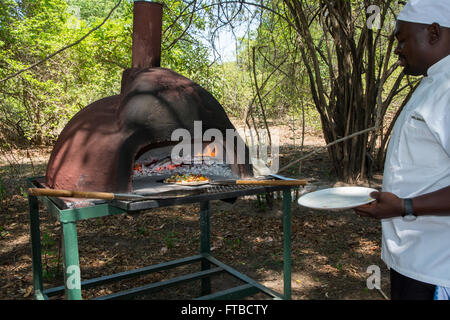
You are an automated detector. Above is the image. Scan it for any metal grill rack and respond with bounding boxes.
[27,177,294,300]
[112,184,282,211]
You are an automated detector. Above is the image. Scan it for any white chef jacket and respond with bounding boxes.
[381,54,450,287]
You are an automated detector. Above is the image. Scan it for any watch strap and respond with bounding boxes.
[402,198,415,217]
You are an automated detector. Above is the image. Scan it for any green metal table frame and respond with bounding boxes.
[27,177,293,300]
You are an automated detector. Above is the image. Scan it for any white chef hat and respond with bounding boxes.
[397,0,450,28]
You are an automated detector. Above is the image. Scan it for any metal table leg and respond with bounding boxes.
[283,189,292,299]
[61,221,82,300]
[200,201,211,295]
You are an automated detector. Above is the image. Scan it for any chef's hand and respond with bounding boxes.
[354,191,404,220]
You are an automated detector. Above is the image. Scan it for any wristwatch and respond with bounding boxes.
[402,198,417,221]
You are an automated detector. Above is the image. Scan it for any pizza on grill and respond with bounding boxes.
[164,173,210,185]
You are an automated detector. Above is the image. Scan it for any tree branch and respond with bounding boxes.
[278,126,377,173]
[0,0,123,83]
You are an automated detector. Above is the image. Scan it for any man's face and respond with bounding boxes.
[394,21,428,76]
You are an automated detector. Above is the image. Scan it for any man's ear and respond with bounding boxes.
[427,23,441,45]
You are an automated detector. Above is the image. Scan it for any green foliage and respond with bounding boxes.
[0,0,216,147]
[224,236,241,248]
[1,0,103,145]
[66,0,129,23]
[163,230,180,249]
[0,225,9,239]
[41,231,62,279]
[215,61,253,118]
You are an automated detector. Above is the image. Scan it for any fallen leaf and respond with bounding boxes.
[23,286,33,298]
[155,223,165,230]
[303,222,313,228]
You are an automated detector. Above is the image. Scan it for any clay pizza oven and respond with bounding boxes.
[45,1,253,193]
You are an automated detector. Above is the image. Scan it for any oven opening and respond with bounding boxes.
[132,139,239,182]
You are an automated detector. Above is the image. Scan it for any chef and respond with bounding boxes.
[355,0,450,300]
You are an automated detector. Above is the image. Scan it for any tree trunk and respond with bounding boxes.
[283,0,409,182]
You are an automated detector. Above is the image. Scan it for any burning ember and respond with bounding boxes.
[132,157,237,179]
[132,143,238,180]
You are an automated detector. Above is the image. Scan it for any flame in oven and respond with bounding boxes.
[196,144,217,158]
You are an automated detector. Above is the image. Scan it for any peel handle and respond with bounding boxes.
[28,188,116,200]
[235,180,307,186]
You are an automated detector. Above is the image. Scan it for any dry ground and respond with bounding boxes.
[0,125,391,300]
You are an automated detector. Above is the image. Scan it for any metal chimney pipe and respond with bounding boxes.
[132,1,163,68]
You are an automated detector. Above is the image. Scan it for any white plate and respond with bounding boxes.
[297,187,377,210]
